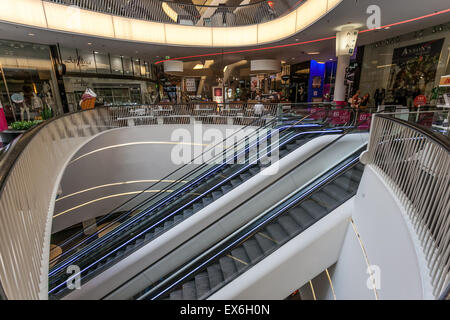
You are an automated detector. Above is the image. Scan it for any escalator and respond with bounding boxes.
[134,148,365,300]
[48,110,349,299]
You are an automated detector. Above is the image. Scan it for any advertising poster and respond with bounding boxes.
[388,39,444,105]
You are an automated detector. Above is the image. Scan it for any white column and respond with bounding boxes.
[334,27,358,106]
[334,54,350,105]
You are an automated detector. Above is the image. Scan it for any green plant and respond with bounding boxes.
[10,120,43,131]
[41,106,53,120]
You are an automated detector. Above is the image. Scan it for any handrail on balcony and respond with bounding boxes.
[365,114,449,298]
[45,0,290,27]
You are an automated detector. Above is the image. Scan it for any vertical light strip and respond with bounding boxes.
[350,218,380,300]
[309,280,317,300]
[325,268,337,300]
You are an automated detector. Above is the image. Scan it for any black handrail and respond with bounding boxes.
[49,109,282,263]
[138,147,365,300]
[111,115,365,299]
[376,114,450,152]
[48,107,352,295]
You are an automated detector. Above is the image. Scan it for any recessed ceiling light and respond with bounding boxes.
[193,64,204,69]
[94,51,99,54]
[28,33,35,36]
[384,26,390,30]
[307,52,320,55]
[87,42,92,45]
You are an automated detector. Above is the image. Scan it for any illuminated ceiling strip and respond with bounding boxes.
[0,0,343,47]
[155,8,450,64]
[55,179,188,202]
[53,190,173,218]
[69,141,208,164]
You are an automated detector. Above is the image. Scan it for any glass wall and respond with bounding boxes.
[359,23,450,107]
[0,40,62,123]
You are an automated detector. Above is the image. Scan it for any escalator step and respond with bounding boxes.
[310,192,338,210]
[211,191,223,201]
[221,185,233,194]
[202,197,213,207]
[230,247,250,272]
[288,207,315,229]
[322,184,352,203]
[182,281,197,300]
[266,223,289,243]
[277,215,301,237]
[170,289,183,300]
[343,169,363,182]
[183,209,194,218]
[219,256,237,280]
[240,172,252,180]
[193,203,204,213]
[301,199,328,220]
[144,232,154,241]
[154,226,164,235]
[195,273,211,299]
[254,233,277,253]
[242,239,263,263]
[249,167,260,176]
[230,179,242,187]
[207,264,224,289]
[333,176,358,193]
[286,143,297,151]
[279,149,289,158]
[173,214,183,224]
[163,220,174,230]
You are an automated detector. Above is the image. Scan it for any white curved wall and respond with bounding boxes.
[53,124,246,233]
[0,0,343,47]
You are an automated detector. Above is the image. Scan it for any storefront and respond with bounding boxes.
[359,22,450,107]
[59,47,159,111]
[0,40,63,123]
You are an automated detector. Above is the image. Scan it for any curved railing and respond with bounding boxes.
[0,102,311,300]
[0,0,343,47]
[364,114,449,298]
[46,0,289,27]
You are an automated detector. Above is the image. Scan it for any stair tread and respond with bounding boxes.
[277,215,301,236]
[207,264,224,289]
[301,200,328,220]
[266,223,289,243]
[242,239,264,263]
[288,207,316,229]
[182,281,197,300]
[219,256,237,280]
[195,272,211,299]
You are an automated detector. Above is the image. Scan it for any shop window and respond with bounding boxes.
[94,52,111,74]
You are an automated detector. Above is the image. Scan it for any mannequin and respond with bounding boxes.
[45,92,54,112]
[31,92,43,111]
[11,92,30,122]
[20,100,30,122]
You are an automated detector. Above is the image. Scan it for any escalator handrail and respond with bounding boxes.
[136,112,380,299]
[50,110,281,259]
[139,147,365,300]
[50,106,338,263]
[48,107,351,285]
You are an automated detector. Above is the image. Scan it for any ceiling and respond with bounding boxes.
[0,0,448,68]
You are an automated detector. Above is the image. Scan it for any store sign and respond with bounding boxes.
[309,107,326,120]
[357,112,372,130]
[331,109,351,125]
[336,29,359,56]
[185,78,196,92]
[439,75,450,87]
[414,95,427,107]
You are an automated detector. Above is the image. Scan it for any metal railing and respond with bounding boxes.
[45,0,292,27]
[0,102,295,299]
[365,114,449,298]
